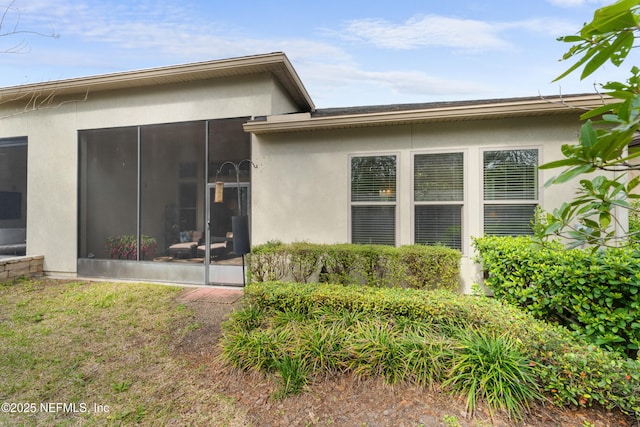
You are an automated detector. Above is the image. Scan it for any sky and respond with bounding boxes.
[0,0,632,108]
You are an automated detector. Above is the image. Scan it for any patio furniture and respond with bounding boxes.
[198,232,233,259]
[168,231,202,259]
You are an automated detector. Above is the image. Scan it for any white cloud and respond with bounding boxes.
[500,18,579,37]
[546,0,609,8]
[12,0,352,68]
[357,68,490,96]
[340,15,513,51]
[297,62,491,102]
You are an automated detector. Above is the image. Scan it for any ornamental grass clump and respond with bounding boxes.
[399,329,452,388]
[443,329,542,421]
[344,319,407,385]
[298,322,346,372]
[272,355,309,400]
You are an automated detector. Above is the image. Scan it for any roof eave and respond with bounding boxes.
[244,94,613,134]
[0,52,315,112]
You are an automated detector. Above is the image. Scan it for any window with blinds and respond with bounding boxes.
[350,155,397,245]
[413,152,464,250]
[484,205,537,236]
[483,149,538,236]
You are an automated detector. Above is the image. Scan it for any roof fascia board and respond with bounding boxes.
[244,94,614,134]
[0,52,314,111]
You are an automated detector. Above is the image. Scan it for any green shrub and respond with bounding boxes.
[287,242,324,283]
[397,245,460,290]
[226,281,640,417]
[246,240,288,282]
[248,242,460,291]
[628,200,640,243]
[473,236,640,358]
[320,244,365,284]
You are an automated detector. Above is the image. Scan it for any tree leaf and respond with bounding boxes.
[590,0,640,34]
[610,31,634,66]
[551,164,596,184]
[581,103,620,121]
[557,35,585,43]
[581,41,618,80]
[554,45,597,82]
[538,157,585,170]
[579,120,598,149]
[600,211,612,230]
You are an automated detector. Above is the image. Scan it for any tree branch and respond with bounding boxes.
[0,88,90,120]
[0,0,58,54]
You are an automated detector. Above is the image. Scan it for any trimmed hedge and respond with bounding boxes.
[473,236,640,358]
[248,242,460,291]
[239,281,640,417]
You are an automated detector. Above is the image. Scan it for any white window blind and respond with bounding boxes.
[483,150,538,200]
[484,205,537,236]
[414,153,464,202]
[415,205,462,249]
[413,152,464,250]
[483,149,538,236]
[352,206,396,245]
[351,156,396,202]
[350,155,396,245]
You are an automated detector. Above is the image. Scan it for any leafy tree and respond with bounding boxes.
[538,0,640,248]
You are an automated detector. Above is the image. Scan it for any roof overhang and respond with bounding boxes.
[244,93,614,134]
[0,52,315,111]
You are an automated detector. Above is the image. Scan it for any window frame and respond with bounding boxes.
[411,149,467,253]
[348,152,400,246]
[0,136,28,230]
[480,146,541,237]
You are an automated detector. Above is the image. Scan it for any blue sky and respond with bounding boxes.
[0,0,630,108]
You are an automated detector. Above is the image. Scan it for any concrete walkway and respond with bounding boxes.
[180,286,243,304]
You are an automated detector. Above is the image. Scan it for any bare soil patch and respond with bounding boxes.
[176,289,637,427]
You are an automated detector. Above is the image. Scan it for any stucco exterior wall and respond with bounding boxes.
[0,73,299,276]
[251,114,583,292]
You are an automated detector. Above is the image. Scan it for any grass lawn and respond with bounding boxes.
[0,278,249,426]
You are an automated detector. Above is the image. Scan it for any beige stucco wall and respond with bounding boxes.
[0,73,301,276]
[251,114,584,293]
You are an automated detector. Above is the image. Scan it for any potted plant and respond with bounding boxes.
[106,234,157,260]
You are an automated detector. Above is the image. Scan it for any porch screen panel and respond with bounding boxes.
[414,152,463,250]
[350,155,396,245]
[483,149,538,236]
[79,127,138,259]
[208,118,252,244]
[208,117,251,184]
[140,122,206,258]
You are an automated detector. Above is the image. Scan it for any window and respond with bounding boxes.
[0,137,27,256]
[0,137,27,227]
[414,152,464,250]
[483,149,538,236]
[350,155,397,245]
